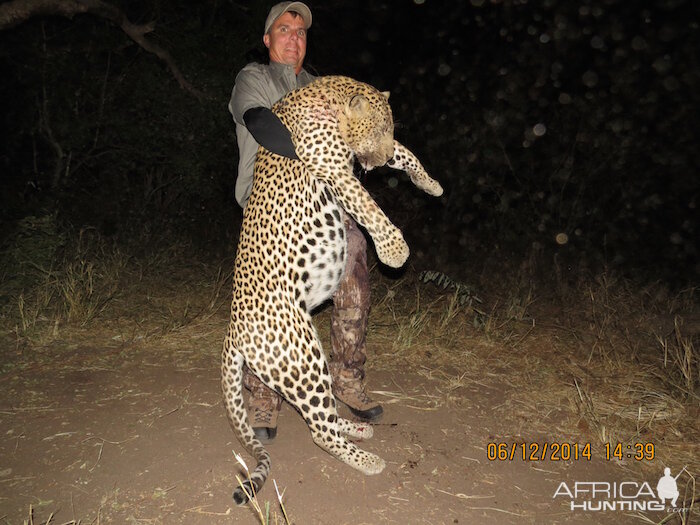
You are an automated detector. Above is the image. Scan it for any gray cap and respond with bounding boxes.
[264,2,312,34]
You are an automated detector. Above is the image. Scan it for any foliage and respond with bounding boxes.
[1,213,66,282]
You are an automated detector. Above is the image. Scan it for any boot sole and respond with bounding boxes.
[253,426,277,443]
[343,402,384,422]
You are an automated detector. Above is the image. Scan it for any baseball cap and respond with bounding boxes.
[264,2,312,34]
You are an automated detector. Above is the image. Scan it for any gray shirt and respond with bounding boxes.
[228,61,316,208]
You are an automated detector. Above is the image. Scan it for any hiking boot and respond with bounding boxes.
[249,391,281,443]
[332,368,383,421]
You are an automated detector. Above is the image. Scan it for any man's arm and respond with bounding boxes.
[243,107,298,160]
[229,67,298,159]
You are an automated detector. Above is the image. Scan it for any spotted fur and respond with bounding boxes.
[222,76,442,505]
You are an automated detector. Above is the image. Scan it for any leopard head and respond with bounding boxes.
[339,88,394,171]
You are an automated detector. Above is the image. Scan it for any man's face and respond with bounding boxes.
[263,12,307,73]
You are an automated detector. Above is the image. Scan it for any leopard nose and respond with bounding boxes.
[382,144,393,164]
[383,136,394,161]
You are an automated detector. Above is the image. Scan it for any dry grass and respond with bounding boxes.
[369,266,699,481]
[6,229,126,341]
[21,504,79,525]
[364,265,699,525]
[2,239,233,353]
[657,317,699,400]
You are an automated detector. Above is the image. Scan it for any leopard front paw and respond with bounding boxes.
[375,227,409,268]
[423,178,444,197]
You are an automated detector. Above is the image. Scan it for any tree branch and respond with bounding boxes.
[0,0,204,100]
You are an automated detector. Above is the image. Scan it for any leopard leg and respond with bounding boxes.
[221,335,272,505]
[285,378,385,475]
[272,314,385,476]
[337,417,374,439]
[387,140,444,196]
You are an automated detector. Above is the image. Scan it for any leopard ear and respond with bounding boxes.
[346,94,370,117]
[381,91,390,100]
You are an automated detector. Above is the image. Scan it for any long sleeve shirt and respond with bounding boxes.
[228,61,316,208]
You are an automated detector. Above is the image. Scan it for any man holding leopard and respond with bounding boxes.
[228,1,383,443]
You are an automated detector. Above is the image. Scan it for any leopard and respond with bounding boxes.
[222,75,443,505]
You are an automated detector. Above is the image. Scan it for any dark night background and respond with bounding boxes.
[1,0,698,289]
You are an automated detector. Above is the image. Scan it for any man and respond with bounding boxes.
[228,2,383,442]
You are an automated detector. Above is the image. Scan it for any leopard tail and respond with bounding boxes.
[221,338,272,505]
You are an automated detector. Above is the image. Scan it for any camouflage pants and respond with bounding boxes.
[243,213,371,398]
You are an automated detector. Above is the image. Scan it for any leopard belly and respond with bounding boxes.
[299,184,347,312]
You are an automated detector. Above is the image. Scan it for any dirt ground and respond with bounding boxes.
[0,301,695,525]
